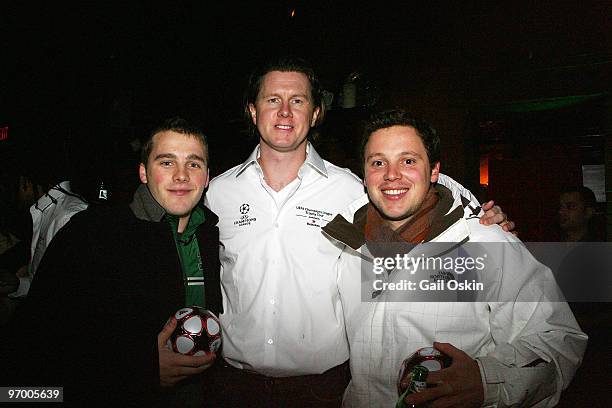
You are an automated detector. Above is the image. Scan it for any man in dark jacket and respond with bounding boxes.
[4,117,222,407]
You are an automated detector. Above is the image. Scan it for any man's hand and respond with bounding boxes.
[403,342,484,408]
[158,317,216,387]
[479,200,516,234]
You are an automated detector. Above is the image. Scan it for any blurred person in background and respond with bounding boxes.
[554,187,610,407]
[8,157,89,299]
[558,185,604,242]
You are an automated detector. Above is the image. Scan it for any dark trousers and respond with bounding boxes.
[202,361,350,407]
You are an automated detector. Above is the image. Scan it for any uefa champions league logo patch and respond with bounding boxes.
[234,203,256,227]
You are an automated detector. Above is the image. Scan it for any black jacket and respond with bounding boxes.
[4,186,222,407]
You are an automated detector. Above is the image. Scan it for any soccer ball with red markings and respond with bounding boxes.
[167,307,222,356]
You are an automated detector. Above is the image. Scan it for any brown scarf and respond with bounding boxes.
[365,185,440,244]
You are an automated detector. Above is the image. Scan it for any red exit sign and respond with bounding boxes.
[0,126,8,141]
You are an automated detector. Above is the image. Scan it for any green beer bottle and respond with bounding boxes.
[396,365,429,408]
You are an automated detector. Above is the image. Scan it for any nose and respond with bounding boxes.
[384,163,401,181]
[174,166,189,182]
[277,100,292,118]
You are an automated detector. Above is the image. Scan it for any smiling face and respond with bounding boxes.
[139,130,209,231]
[364,125,440,230]
[248,71,320,153]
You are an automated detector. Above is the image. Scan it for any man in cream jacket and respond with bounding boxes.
[323,110,586,407]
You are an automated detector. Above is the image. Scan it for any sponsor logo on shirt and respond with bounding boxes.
[295,205,333,228]
[429,270,455,282]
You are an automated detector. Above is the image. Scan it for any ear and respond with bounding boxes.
[310,106,321,127]
[430,162,440,183]
[203,168,210,189]
[248,103,257,125]
[139,163,148,184]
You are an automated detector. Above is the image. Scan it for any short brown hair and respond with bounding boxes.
[361,109,440,169]
[244,56,325,137]
[141,117,208,165]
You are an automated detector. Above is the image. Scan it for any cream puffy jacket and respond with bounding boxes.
[323,176,586,408]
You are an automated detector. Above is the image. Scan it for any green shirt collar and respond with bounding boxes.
[166,206,206,239]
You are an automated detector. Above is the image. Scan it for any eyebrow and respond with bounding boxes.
[153,153,206,162]
[261,92,311,99]
[365,151,423,161]
[187,154,206,162]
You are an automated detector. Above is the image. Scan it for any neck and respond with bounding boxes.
[385,217,412,232]
[177,214,191,233]
[258,141,307,191]
[564,226,588,242]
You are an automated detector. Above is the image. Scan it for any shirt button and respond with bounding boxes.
[267,339,274,345]
[270,298,275,305]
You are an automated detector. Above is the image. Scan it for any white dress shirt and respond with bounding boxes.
[205,143,364,376]
[9,181,88,298]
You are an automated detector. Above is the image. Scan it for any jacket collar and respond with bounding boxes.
[32,181,72,211]
[235,142,327,178]
[425,186,465,241]
[322,203,368,251]
[322,184,468,251]
[129,184,219,227]
[130,184,166,222]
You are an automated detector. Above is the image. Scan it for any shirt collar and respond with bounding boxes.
[303,143,328,177]
[166,205,205,240]
[235,142,328,178]
[235,144,261,177]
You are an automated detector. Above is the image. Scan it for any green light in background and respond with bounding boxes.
[486,93,607,113]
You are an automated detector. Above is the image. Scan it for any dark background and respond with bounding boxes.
[1,2,610,404]
[1,0,611,240]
